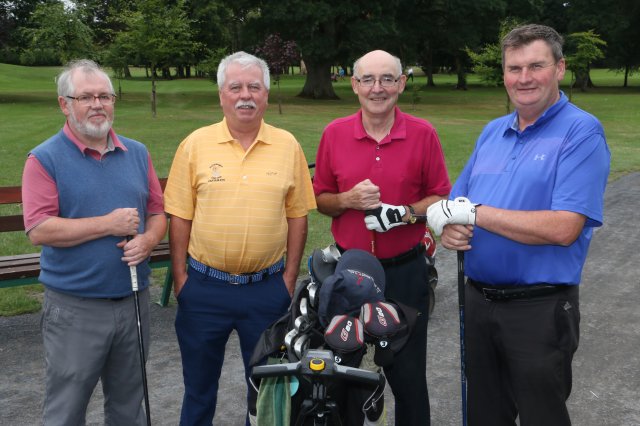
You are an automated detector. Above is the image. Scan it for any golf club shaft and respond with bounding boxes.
[457,250,467,426]
[127,236,151,426]
[133,291,152,426]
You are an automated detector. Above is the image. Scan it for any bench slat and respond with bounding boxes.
[0,215,25,232]
[0,186,22,204]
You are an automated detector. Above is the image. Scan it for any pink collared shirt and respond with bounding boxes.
[22,122,164,232]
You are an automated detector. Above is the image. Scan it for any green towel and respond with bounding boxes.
[256,358,292,426]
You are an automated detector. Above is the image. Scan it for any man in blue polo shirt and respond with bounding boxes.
[427,24,610,425]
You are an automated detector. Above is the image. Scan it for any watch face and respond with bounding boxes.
[410,216,417,224]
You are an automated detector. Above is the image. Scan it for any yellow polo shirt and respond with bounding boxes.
[164,118,316,273]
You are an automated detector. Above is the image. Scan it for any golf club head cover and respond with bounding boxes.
[361,301,403,367]
[324,315,365,367]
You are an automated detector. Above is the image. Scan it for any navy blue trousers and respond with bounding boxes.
[175,267,290,426]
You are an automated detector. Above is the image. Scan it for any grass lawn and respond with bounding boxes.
[1,63,639,314]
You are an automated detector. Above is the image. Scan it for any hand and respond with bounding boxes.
[117,233,154,266]
[426,197,478,236]
[347,179,381,210]
[107,208,139,237]
[365,203,407,232]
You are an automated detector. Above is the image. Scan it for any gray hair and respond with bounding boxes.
[353,51,403,78]
[57,59,114,98]
[501,24,564,66]
[217,51,270,90]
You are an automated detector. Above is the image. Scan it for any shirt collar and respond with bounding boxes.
[219,117,272,145]
[507,91,568,135]
[354,106,406,144]
[62,121,127,155]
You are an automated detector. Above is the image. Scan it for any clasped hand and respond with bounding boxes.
[426,197,478,236]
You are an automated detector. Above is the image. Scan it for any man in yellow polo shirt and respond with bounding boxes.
[164,51,316,425]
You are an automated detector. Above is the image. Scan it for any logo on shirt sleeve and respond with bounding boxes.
[208,163,225,182]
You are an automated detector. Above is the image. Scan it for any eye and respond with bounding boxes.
[381,76,395,84]
[228,85,241,93]
[530,64,544,71]
[77,95,92,103]
[248,84,262,92]
[508,66,522,74]
[98,94,111,102]
[361,77,374,84]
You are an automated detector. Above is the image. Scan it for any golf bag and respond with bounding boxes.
[249,247,422,425]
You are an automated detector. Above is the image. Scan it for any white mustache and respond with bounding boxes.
[235,101,256,109]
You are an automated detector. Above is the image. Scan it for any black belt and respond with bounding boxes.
[100,296,129,302]
[468,279,569,301]
[336,243,425,267]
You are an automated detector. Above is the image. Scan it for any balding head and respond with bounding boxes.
[353,50,403,78]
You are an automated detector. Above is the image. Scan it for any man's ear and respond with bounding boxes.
[351,76,359,94]
[397,75,407,94]
[58,96,70,116]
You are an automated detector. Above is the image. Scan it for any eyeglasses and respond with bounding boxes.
[354,75,400,87]
[506,62,556,75]
[66,94,116,106]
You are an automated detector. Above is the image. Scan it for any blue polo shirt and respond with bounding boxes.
[451,92,610,285]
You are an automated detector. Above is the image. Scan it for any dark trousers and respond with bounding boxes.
[175,267,291,426]
[383,255,431,425]
[465,283,580,426]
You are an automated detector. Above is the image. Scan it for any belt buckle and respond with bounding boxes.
[481,288,497,302]
[228,274,244,285]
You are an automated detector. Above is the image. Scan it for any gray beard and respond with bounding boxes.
[68,110,113,140]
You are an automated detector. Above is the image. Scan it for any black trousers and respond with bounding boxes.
[383,255,431,425]
[465,283,580,426]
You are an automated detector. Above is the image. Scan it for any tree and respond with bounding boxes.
[565,30,606,94]
[107,0,200,116]
[253,0,399,99]
[254,33,300,114]
[466,18,521,112]
[19,1,94,65]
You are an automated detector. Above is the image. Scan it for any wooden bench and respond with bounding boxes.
[0,179,175,307]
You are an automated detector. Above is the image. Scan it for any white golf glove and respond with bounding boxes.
[365,203,407,232]
[426,197,479,236]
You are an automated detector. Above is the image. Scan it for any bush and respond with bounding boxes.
[19,48,60,66]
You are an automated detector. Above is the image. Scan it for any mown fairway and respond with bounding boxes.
[1,64,639,314]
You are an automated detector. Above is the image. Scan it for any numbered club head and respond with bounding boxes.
[307,281,319,307]
[284,328,299,350]
[293,333,311,360]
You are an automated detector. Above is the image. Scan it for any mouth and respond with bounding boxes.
[236,102,257,110]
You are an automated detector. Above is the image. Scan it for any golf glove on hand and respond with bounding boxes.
[365,203,407,232]
[426,197,479,236]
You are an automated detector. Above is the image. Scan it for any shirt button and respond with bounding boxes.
[243,175,247,179]
[376,157,380,161]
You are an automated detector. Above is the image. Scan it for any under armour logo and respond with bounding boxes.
[563,301,572,311]
[534,154,546,161]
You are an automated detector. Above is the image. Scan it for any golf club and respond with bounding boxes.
[127,236,151,426]
[457,250,467,426]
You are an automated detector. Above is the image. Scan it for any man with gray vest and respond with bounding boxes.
[21,59,167,425]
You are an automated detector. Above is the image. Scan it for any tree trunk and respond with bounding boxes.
[454,56,467,90]
[624,66,629,87]
[124,66,132,78]
[298,60,339,100]
[151,65,157,118]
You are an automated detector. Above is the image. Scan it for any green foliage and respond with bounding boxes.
[19,1,95,65]
[0,285,43,317]
[565,30,607,92]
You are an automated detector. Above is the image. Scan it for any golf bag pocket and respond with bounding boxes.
[324,315,365,367]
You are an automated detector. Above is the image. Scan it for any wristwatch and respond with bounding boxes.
[407,205,417,224]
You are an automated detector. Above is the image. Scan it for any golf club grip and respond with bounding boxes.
[251,362,299,379]
[126,236,139,291]
[334,364,384,387]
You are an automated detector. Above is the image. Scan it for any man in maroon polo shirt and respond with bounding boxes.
[313,49,451,425]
